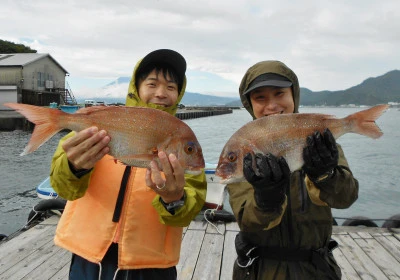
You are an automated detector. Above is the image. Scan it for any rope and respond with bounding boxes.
[204,207,224,235]
[112,268,121,280]
[203,186,228,235]
[97,262,102,280]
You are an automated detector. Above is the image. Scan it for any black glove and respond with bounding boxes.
[303,128,338,181]
[243,153,290,211]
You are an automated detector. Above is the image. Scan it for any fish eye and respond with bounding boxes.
[227,152,237,162]
[185,142,195,154]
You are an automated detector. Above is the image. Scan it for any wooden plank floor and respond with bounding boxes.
[0,215,399,280]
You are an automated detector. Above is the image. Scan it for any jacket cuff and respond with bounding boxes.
[159,192,186,215]
[307,168,335,184]
[305,176,329,206]
[254,187,285,212]
[68,161,92,178]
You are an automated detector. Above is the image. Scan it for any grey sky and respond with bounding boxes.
[2,0,399,98]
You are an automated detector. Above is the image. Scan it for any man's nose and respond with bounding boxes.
[263,100,277,113]
[155,86,167,97]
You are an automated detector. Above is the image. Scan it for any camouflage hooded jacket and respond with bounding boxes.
[229,61,359,280]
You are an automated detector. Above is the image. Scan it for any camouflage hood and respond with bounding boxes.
[239,60,300,119]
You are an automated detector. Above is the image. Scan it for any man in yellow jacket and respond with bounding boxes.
[50,49,207,280]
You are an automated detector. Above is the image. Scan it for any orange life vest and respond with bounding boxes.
[54,155,183,269]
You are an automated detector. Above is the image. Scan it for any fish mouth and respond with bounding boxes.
[215,164,244,184]
[219,176,244,184]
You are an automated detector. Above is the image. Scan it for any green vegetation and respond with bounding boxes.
[0,39,37,53]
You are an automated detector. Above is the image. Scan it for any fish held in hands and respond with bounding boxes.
[215,104,389,183]
[4,103,205,174]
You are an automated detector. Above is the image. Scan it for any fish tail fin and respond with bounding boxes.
[346,104,389,139]
[4,103,66,155]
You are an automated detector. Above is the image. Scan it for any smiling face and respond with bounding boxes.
[249,86,295,119]
[138,69,179,107]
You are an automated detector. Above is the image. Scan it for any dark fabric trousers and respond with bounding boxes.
[69,243,177,280]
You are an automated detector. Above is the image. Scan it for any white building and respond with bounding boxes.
[0,53,73,110]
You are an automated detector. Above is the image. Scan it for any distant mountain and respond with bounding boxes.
[104,77,131,87]
[300,70,400,106]
[180,91,237,106]
[78,70,400,106]
[76,90,238,106]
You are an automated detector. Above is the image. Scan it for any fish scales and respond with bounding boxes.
[3,103,205,173]
[216,105,388,183]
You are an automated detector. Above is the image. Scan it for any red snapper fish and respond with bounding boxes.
[216,104,389,183]
[4,103,205,174]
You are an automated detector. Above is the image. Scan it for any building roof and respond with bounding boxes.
[0,53,68,74]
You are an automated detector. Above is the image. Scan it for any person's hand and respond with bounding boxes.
[243,153,289,211]
[62,126,110,171]
[145,151,185,203]
[302,128,338,180]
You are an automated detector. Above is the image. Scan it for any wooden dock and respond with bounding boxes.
[0,216,399,280]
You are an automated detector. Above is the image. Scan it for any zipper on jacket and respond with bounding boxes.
[286,175,294,247]
[299,170,309,213]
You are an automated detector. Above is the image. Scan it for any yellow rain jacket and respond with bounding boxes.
[51,59,206,269]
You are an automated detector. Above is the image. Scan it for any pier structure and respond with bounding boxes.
[0,216,399,279]
[0,106,234,131]
[176,107,233,120]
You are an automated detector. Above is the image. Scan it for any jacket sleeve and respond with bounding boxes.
[306,144,359,209]
[49,132,93,201]
[227,181,287,232]
[152,171,207,227]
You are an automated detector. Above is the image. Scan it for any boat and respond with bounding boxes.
[204,163,227,210]
[59,105,80,113]
[36,177,58,199]
[34,163,232,226]
[36,163,228,208]
[32,165,400,228]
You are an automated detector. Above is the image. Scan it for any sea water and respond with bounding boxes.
[0,107,399,235]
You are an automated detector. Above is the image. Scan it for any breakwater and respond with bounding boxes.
[176,106,234,120]
[0,110,29,131]
[0,106,235,131]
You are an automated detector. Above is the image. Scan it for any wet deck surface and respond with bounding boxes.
[0,216,399,280]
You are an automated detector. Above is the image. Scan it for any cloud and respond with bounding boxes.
[2,0,399,97]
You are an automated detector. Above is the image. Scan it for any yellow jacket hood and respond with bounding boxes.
[125,59,187,116]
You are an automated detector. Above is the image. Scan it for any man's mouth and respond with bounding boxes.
[265,111,283,117]
[154,103,169,107]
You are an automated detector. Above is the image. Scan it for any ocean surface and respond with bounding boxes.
[1,106,399,236]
